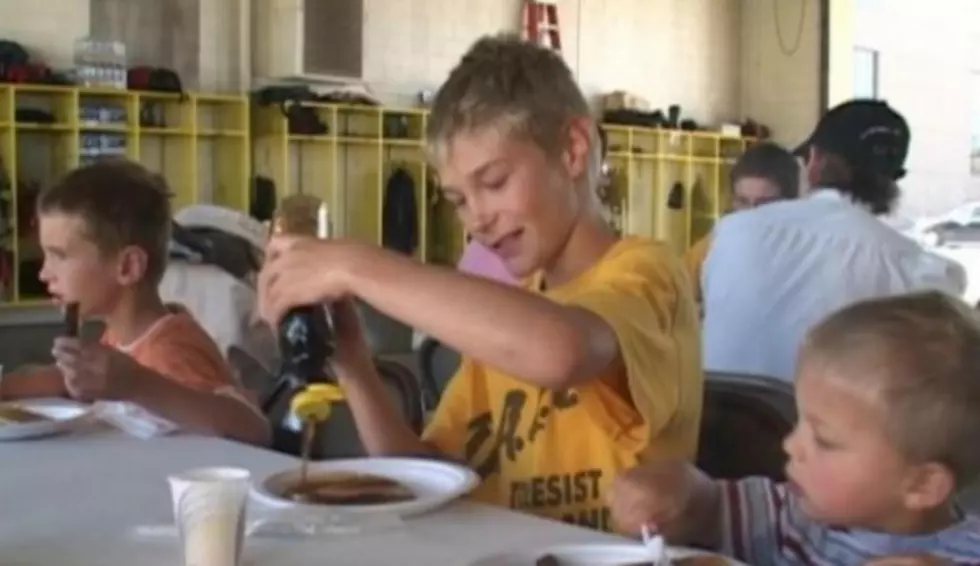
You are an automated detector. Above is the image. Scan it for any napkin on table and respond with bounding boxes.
[92,401,180,439]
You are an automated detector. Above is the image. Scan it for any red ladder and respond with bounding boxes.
[522,0,562,53]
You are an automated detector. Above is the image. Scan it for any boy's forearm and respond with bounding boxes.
[0,365,68,400]
[127,367,272,446]
[349,247,605,388]
[334,359,435,457]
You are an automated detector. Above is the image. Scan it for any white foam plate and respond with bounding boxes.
[250,457,480,518]
[470,544,745,566]
[0,398,94,441]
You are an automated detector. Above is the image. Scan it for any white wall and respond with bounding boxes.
[0,0,746,126]
[852,0,980,218]
[0,0,828,327]
[0,0,832,140]
[739,0,823,147]
[0,0,836,206]
[361,0,744,125]
[0,0,90,68]
[0,0,246,93]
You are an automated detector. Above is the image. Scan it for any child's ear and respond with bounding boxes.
[116,245,150,286]
[561,116,593,182]
[902,462,956,511]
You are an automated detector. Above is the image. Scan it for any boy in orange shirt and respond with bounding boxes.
[258,34,702,530]
[0,161,270,446]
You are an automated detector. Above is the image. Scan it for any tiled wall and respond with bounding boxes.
[853,0,980,217]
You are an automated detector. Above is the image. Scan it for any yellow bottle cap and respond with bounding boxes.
[289,383,346,423]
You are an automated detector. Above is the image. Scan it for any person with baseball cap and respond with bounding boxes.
[700,99,967,382]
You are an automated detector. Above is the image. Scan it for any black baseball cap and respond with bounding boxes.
[794,99,910,181]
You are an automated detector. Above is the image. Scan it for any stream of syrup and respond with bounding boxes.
[299,419,316,488]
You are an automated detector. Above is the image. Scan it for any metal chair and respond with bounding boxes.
[697,371,797,481]
[417,337,462,409]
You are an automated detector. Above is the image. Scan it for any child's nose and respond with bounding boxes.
[782,425,803,462]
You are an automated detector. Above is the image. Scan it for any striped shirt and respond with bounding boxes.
[719,477,980,565]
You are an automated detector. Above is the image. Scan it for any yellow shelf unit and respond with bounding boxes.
[252,103,463,265]
[254,103,753,266]
[0,85,249,306]
[602,125,753,256]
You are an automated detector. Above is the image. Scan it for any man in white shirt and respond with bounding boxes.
[702,99,967,382]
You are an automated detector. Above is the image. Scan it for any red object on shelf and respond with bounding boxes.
[522,0,562,53]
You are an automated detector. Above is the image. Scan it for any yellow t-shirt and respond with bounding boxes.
[683,234,713,305]
[422,237,703,532]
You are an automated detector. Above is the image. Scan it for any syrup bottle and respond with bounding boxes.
[261,196,341,457]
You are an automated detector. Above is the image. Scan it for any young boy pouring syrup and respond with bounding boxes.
[258,34,702,531]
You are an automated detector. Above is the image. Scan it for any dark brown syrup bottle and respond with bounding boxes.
[260,197,339,456]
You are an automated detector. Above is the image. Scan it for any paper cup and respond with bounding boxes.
[168,467,251,566]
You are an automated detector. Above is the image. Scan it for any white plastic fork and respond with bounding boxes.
[641,524,671,566]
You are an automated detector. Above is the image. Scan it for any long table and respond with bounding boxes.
[0,427,628,565]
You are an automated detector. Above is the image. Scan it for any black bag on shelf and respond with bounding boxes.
[127,66,186,99]
[251,175,277,222]
[382,167,419,256]
[252,85,328,135]
[0,40,59,84]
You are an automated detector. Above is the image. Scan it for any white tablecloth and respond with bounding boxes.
[0,427,627,565]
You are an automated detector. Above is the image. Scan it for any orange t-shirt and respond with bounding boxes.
[683,234,712,306]
[101,308,237,393]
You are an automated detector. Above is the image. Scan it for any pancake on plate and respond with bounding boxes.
[0,404,51,424]
[282,471,416,505]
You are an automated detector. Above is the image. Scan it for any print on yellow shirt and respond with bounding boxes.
[460,381,622,530]
[424,238,704,532]
[466,388,580,477]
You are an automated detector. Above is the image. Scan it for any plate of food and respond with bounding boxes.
[250,457,480,518]
[0,398,95,441]
[470,544,743,566]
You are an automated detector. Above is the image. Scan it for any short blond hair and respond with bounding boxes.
[803,291,980,485]
[426,34,598,181]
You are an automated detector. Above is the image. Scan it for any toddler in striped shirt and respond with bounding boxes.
[611,291,980,566]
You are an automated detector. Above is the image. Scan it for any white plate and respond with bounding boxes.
[250,457,480,518]
[470,544,745,566]
[0,398,94,441]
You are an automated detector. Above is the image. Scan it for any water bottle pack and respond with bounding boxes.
[72,38,127,90]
